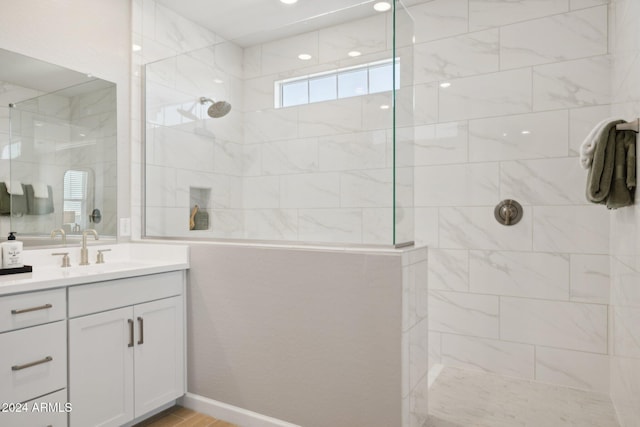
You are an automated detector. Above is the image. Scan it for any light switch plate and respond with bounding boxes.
[119,217,131,236]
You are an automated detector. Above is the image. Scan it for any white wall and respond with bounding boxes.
[0,0,131,236]
[609,0,640,424]
[412,0,613,393]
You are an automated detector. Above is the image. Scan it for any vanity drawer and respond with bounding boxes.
[68,271,183,318]
[0,388,68,427]
[0,288,66,333]
[0,321,67,403]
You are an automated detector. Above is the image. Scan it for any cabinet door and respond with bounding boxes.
[134,296,184,418]
[69,307,134,427]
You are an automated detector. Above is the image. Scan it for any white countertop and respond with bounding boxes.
[0,243,189,296]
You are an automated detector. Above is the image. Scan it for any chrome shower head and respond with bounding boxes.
[199,97,232,118]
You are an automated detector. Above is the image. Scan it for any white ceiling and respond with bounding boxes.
[156,0,425,46]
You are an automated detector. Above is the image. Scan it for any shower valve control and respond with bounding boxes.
[494,200,523,226]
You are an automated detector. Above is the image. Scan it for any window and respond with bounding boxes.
[276,59,400,108]
[63,169,89,229]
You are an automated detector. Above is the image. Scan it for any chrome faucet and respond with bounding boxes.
[80,229,99,266]
[50,228,66,246]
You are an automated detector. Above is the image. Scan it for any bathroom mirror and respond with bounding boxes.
[0,48,117,246]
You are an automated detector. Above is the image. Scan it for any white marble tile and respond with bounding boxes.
[241,144,262,177]
[568,105,611,156]
[570,254,610,304]
[244,76,276,112]
[611,353,640,427]
[405,123,468,167]
[501,7,607,69]
[318,15,387,63]
[212,140,243,176]
[571,0,609,10]
[429,332,442,371]
[362,208,392,245]
[439,69,532,122]
[409,318,429,392]
[409,0,468,44]
[414,207,439,247]
[297,208,362,244]
[469,110,569,161]
[242,176,279,209]
[339,169,395,208]
[533,56,611,110]
[469,251,570,300]
[409,374,429,427]
[147,126,214,172]
[361,92,393,132]
[261,137,318,175]
[145,165,176,207]
[429,290,500,339]
[154,3,218,53]
[318,130,386,171]
[298,98,363,138]
[414,30,499,84]
[533,205,609,254]
[244,108,298,144]
[441,334,535,379]
[428,249,469,292]
[242,44,262,80]
[500,158,587,205]
[240,209,296,240]
[261,32,319,75]
[469,0,570,31]
[415,163,499,207]
[414,83,439,126]
[439,207,533,251]
[210,209,244,239]
[535,346,609,392]
[145,206,189,237]
[280,173,340,209]
[500,297,607,353]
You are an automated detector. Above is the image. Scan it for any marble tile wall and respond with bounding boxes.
[412,0,613,393]
[609,0,640,425]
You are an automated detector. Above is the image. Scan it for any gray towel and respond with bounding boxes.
[585,119,637,209]
[0,182,27,215]
[25,184,54,215]
[606,130,636,209]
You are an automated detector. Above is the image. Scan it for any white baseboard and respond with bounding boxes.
[180,393,301,427]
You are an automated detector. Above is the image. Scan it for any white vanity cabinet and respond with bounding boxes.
[68,271,185,427]
[0,288,68,427]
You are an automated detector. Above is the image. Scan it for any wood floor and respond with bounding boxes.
[134,406,239,427]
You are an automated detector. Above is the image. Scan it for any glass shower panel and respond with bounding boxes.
[393,0,415,246]
[144,3,414,246]
[8,80,117,238]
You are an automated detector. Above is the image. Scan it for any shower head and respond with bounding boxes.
[199,97,232,118]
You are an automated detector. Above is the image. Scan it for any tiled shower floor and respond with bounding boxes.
[427,367,620,427]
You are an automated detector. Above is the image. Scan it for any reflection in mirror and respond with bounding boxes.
[0,49,117,246]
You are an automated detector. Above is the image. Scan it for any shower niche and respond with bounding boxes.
[189,187,210,231]
[143,1,415,247]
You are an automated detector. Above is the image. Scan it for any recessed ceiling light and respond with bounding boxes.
[348,51,362,57]
[213,78,224,84]
[298,53,312,60]
[280,0,297,4]
[373,2,391,12]
[440,82,451,88]
[380,104,390,110]
[521,130,531,135]
[132,44,142,52]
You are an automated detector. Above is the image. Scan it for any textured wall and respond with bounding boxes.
[187,244,408,427]
[609,0,640,425]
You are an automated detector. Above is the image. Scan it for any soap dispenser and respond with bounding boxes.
[2,232,23,268]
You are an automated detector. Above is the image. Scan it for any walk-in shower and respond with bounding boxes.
[143,0,415,247]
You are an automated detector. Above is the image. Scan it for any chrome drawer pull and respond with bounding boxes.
[128,319,134,348]
[11,304,53,315]
[11,356,53,371]
[137,317,144,345]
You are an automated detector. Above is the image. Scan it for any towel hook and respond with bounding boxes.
[615,119,639,133]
